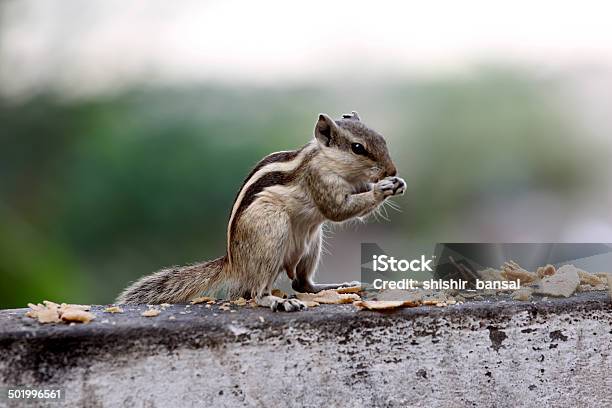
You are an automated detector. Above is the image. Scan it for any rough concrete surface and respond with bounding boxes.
[1,292,611,408]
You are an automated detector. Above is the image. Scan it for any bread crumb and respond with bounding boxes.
[336,285,363,294]
[191,296,215,304]
[296,290,360,304]
[537,264,556,279]
[578,270,605,286]
[60,303,90,311]
[231,297,247,306]
[354,300,405,310]
[295,292,317,301]
[43,300,60,309]
[26,303,61,324]
[26,301,95,324]
[535,265,580,298]
[104,306,124,314]
[141,309,160,317]
[354,297,420,310]
[61,308,95,323]
[502,261,538,284]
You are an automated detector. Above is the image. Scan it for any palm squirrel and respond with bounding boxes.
[117,111,405,311]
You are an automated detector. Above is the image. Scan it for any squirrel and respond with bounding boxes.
[117,111,405,311]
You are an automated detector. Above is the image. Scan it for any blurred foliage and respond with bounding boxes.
[0,68,604,307]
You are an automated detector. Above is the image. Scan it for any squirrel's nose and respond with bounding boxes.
[387,166,397,177]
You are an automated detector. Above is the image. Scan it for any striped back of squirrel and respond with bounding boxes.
[226,113,396,264]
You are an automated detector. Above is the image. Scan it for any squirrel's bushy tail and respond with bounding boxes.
[116,256,227,304]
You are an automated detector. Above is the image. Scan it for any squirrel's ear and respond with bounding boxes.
[341,111,361,121]
[314,113,338,146]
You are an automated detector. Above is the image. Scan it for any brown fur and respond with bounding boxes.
[116,112,405,311]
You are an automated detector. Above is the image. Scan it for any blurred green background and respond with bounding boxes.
[2,2,612,308]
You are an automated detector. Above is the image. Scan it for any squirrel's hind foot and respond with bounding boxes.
[256,295,306,312]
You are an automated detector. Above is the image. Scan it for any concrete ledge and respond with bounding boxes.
[1,292,611,407]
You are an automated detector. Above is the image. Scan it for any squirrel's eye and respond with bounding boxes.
[351,143,367,156]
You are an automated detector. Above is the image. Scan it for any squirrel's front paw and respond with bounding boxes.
[374,176,406,198]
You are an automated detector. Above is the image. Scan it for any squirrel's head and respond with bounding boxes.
[314,111,398,184]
